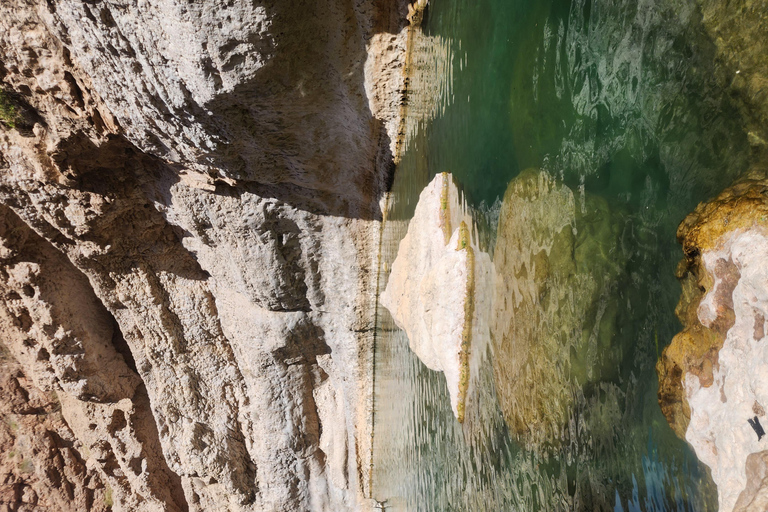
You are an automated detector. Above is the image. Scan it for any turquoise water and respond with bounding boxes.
[372,0,751,510]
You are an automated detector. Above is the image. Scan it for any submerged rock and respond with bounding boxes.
[492,169,625,446]
[696,0,768,152]
[381,173,494,422]
[658,179,768,512]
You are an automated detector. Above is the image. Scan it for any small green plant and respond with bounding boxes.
[18,458,33,474]
[0,88,20,129]
[48,389,61,414]
[104,483,113,508]
[3,415,19,433]
[7,450,15,459]
[0,340,11,363]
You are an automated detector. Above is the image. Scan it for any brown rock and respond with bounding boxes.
[0,354,111,512]
[657,179,768,439]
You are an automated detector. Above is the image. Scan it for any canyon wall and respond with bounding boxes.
[0,0,408,510]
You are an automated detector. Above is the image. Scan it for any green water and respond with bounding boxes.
[372,0,751,510]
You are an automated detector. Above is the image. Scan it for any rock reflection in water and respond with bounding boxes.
[492,169,626,446]
[381,173,493,422]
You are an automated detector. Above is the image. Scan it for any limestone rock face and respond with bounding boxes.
[0,0,407,510]
[657,180,768,512]
[0,354,114,512]
[492,169,625,447]
[0,205,186,511]
[381,173,494,422]
[2,0,394,201]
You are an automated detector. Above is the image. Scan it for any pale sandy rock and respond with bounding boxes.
[0,212,139,404]
[734,451,768,511]
[381,173,493,421]
[0,0,409,510]
[27,0,387,202]
[365,29,408,160]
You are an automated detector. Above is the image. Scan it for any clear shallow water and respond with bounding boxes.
[372,0,751,510]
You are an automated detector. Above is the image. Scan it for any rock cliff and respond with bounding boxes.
[0,0,409,510]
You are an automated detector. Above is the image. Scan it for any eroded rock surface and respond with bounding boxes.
[0,0,408,510]
[0,355,111,512]
[0,205,186,511]
[658,180,768,512]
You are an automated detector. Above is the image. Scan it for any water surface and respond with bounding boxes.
[372,0,750,509]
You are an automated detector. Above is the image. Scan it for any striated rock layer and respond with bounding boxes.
[0,0,410,510]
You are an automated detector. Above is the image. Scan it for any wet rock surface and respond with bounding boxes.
[658,179,768,512]
[655,2,768,509]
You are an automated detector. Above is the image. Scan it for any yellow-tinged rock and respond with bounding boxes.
[492,169,625,447]
[658,178,768,511]
[658,179,768,439]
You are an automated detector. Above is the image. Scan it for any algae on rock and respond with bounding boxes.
[492,169,626,446]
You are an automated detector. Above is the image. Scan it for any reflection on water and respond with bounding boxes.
[380,173,494,424]
[492,169,626,448]
[372,0,750,509]
[401,31,454,157]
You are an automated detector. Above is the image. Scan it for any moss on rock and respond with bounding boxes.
[0,88,21,129]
